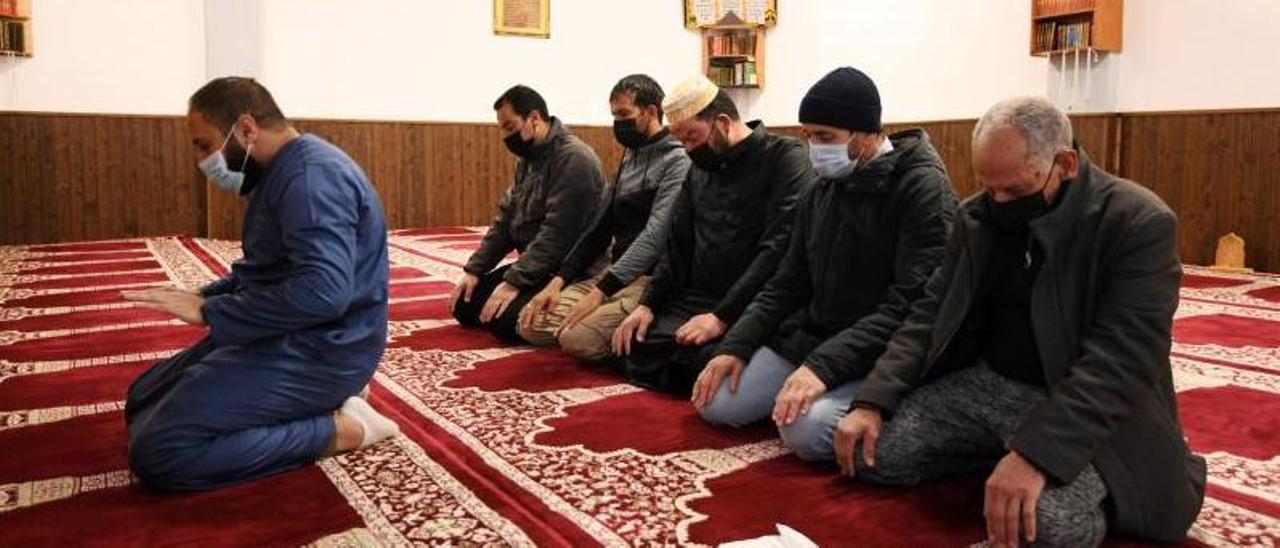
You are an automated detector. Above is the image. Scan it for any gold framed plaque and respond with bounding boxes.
[494,0,550,38]
[684,0,777,29]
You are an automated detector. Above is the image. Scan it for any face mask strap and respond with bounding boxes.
[239,144,253,172]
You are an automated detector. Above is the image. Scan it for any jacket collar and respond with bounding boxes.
[717,120,767,170]
[525,117,568,161]
[1027,143,1094,240]
[832,128,925,194]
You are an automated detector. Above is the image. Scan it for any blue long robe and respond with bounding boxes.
[125,134,389,491]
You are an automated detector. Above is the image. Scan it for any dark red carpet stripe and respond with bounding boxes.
[178,237,231,276]
[0,307,174,333]
[0,360,150,411]
[388,280,453,299]
[0,325,206,362]
[388,298,452,322]
[393,227,477,237]
[1,286,165,309]
[0,466,361,548]
[22,259,161,277]
[0,412,129,483]
[26,241,148,253]
[13,272,170,291]
[21,250,152,264]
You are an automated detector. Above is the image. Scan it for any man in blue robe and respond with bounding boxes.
[121,77,399,491]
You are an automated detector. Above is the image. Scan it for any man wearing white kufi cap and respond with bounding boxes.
[611,75,817,396]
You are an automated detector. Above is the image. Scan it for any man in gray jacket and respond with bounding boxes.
[835,97,1205,546]
[519,74,690,361]
[451,85,606,342]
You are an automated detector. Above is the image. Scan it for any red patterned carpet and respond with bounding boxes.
[0,229,1276,546]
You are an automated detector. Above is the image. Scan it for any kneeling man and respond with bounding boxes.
[838,97,1205,546]
[123,77,398,491]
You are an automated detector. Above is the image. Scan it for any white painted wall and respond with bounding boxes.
[0,0,205,114]
[4,0,1278,121]
[745,0,1047,125]
[255,0,701,124]
[255,0,1048,125]
[1114,0,1280,112]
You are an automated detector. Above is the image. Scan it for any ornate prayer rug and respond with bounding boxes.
[0,229,1275,546]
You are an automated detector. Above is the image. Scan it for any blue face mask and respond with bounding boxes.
[808,140,857,179]
[198,125,252,194]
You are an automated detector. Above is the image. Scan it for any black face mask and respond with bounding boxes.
[985,157,1058,231]
[224,138,251,173]
[503,120,537,158]
[613,117,648,149]
[688,125,726,172]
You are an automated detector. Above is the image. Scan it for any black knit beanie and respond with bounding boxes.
[798,67,882,133]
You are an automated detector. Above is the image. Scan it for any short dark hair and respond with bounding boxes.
[694,90,740,122]
[610,74,665,122]
[493,85,550,120]
[189,77,288,131]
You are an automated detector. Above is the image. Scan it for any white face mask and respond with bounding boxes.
[198,124,252,194]
[808,140,857,179]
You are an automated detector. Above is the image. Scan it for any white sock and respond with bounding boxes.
[340,396,399,448]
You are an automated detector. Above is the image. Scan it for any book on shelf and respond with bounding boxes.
[0,0,16,18]
[1034,20,1091,53]
[0,19,25,53]
[708,60,758,87]
[707,32,755,57]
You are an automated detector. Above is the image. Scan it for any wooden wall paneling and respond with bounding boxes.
[0,113,204,245]
[0,113,53,243]
[1068,113,1121,173]
[206,122,624,240]
[1120,110,1280,271]
[6,109,1278,272]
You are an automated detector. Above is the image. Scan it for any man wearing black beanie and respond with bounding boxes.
[691,67,958,463]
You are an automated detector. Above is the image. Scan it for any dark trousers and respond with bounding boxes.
[856,362,1109,546]
[125,335,372,491]
[451,265,539,343]
[623,293,721,397]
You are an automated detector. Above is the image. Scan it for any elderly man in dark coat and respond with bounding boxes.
[837,96,1205,547]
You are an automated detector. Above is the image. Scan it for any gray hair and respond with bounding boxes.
[973,97,1073,166]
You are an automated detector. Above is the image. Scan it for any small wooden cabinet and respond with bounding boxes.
[1030,0,1122,57]
[0,0,31,57]
[702,22,765,89]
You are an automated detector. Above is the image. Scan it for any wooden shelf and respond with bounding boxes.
[1033,8,1094,21]
[701,23,765,89]
[1029,0,1122,56]
[0,0,29,18]
[0,0,31,56]
[1032,47,1093,57]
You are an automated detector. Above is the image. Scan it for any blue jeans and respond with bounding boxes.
[699,346,861,460]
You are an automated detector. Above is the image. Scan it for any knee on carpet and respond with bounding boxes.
[1033,503,1107,547]
[778,413,836,462]
[558,324,610,362]
[851,438,923,486]
[128,430,210,491]
[451,303,478,326]
[515,321,546,347]
[697,393,763,428]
